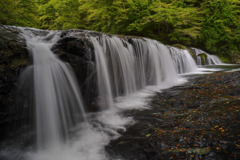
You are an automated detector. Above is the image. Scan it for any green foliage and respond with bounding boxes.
[0,0,239,59]
[0,0,15,24]
[0,0,38,27]
[147,1,203,44]
[38,0,82,29]
[200,0,240,56]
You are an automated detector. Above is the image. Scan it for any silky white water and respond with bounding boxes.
[88,35,180,110]
[90,37,114,110]
[169,46,198,73]
[20,28,87,150]
[104,36,137,96]
[192,48,224,65]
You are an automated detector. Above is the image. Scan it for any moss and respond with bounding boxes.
[171,44,188,50]
[198,53,208,65]
[10,58,28,68]
[187,49,195,57]
[198,53,207,60]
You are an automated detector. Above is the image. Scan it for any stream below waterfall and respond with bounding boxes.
[0,26,239,160]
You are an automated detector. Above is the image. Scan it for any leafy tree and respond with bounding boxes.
[0,0,16,25]
[0,0,38,27]
[38,0,82,29]
[200,0,240,56]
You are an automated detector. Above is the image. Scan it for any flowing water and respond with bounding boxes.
[169,46,198,73]
[88,35,181,109]
[191,48,224,65]
[0,27,229,160]
[19,28,87,150]
[89,37,114,110]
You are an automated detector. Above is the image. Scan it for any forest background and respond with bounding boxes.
[0,0,239,61]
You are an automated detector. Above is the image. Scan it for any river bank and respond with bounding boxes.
[106,69,240,160]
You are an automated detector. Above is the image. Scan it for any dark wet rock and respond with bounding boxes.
[107,71,240,160]
[0,25,30,140]
[205,152,223,160]
[52,31,98,111]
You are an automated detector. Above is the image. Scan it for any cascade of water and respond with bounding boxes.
[145,39,178,85]
[88,34,179,107]
[104,36,137,96]
[197,56,202,65]
[130,39,148,89]
[20,28,86,150]
[169,46,198,73]
[192,48,224,65]
[207,55,223,64]
[90,37,114,110]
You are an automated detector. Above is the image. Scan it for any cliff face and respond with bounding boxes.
[0,25,29,127]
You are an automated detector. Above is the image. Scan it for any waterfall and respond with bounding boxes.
[169,46,198,73]
[2,27,207,160]
[20,28,87,150]
[90,37,114,110]
[197,56,202,65]
[207,55,223,64]
[145,39,178,85]
[104,36,137,96]
[86,34,179,110]
[192,48,224,65]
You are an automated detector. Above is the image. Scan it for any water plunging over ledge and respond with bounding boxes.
[20,28,87,150]
[191,48,224,65]
[0,26,229,160]
[169,46,198,73]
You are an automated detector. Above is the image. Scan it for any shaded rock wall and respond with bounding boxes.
[52,30,97,111]
[0,25,29,125]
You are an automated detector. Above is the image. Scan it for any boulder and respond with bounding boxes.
[52,30,98,111]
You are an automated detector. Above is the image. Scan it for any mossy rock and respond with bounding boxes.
[187,47,198,61]
[198,53,207,59]
[197,53,208,65]
[171,44,188,50]
[187,49,195,57]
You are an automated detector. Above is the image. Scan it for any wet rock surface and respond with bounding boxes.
[52,31,98,110]
[106,71,240,160]
[0,25,30,140]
